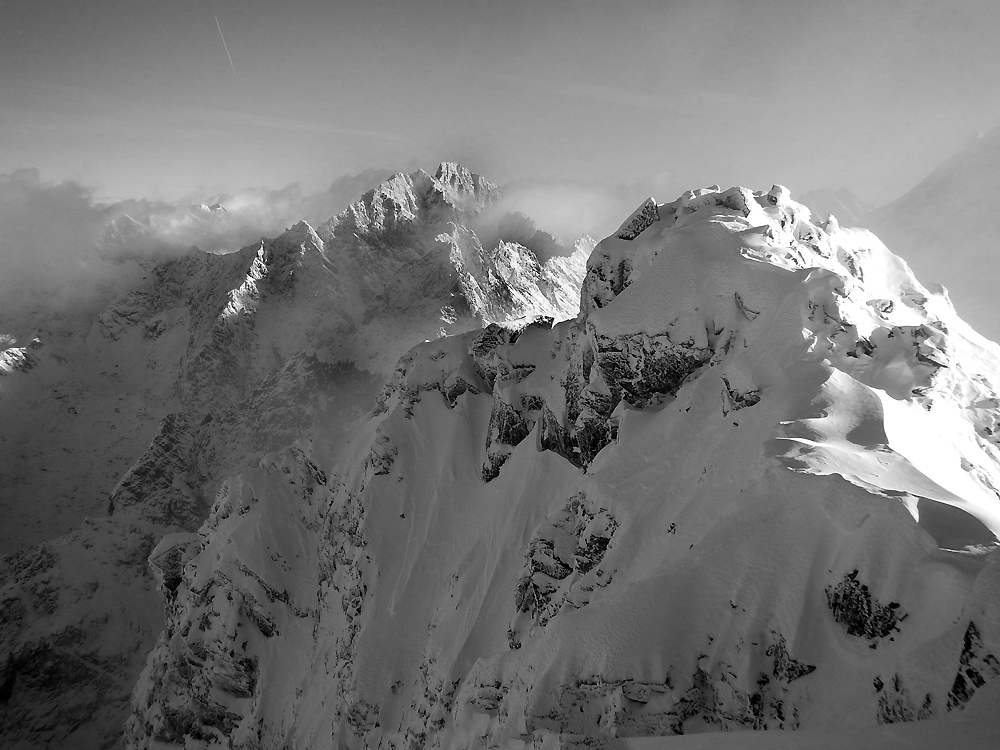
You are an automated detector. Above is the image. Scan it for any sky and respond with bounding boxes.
[3,0,1000,206]
[1,0,999,339]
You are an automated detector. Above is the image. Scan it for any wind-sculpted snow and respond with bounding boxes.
[1,163,589,749]
[127,185,1000,748]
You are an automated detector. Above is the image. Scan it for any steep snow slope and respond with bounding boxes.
[0,163,589,750]
[127,185,1000,749]
[867,126,1000,345]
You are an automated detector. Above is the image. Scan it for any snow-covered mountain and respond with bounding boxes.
[124,184,1000,749]
[0,163,590,750]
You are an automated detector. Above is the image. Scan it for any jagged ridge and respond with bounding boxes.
[0,163,591,750]
[125,184,1000,749]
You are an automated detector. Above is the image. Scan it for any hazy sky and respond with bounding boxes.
[3,0,999,205]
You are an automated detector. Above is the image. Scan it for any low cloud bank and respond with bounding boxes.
[0,168,395,334]
[104,167,397,254]
[0,165,649,341]
[492,178,648,247]
[0,169,109,327]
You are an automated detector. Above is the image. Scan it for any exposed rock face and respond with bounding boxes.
[947,621,1000,710]
[509,493,618,644]
[126,185,1000,748]
[0,337,41,375]
[825,570,905,644]
[0,164,589,750]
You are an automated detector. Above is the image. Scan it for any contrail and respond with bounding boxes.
[215,16,236,77]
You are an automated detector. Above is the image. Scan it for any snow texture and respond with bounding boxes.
[124,185,1000,749]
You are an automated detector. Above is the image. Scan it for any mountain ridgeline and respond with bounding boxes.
[0,164,591,750]
[123,185,1000,748]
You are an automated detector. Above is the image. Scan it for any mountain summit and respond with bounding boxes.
[0,164,591,750]
[126,185,1000,748]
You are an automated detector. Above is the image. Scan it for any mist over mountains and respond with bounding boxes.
[7,122,997,347]
[1,137,999,750]
[0,163,595,749]
[0,167,394,331]
[0,166,640,337]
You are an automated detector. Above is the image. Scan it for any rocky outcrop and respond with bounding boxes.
[126,184,1000,749]
[1,164,590,750]
[875,673,933,724]
[826,570,905,645]
[509,493,618,646]
[0,337,42,375]
[946,621,1000,710]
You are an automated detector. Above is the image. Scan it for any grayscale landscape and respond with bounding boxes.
[2,2,999,749]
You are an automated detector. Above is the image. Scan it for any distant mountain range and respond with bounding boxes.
[2,131,1000,749]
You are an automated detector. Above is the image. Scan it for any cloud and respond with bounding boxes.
[0,169,108,330]
[0,167,396,336]
[0,163,649,346]
[490,177,651,245]
[102,174,380,255]
[100,168,401,255]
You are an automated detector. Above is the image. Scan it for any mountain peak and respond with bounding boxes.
[280,219,321,247]
[124,181,1000,750]
[319,163,500,248]
[433,161,496,201]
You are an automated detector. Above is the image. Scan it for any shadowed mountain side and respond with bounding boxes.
[0,163,591,750]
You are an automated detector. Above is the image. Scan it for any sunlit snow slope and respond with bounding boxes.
[127,186,1000,748]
